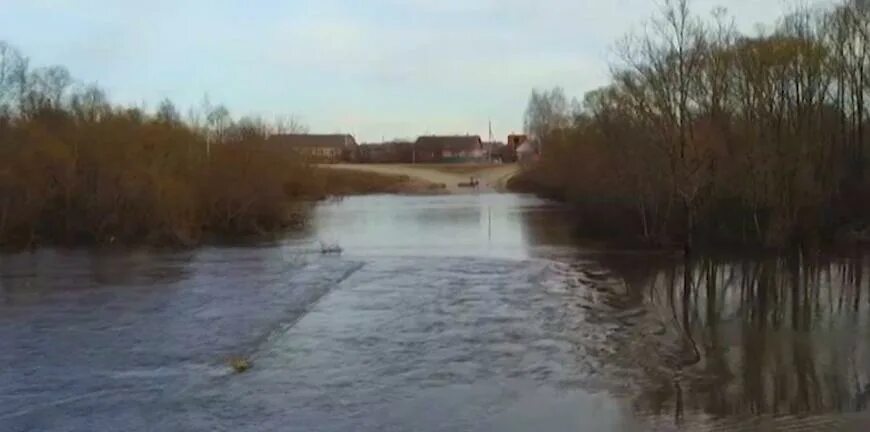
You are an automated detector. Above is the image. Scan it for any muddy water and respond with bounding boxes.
[2,194,870,431]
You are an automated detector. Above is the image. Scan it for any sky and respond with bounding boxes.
[0,0,831,142]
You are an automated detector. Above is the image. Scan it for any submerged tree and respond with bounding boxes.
[0,41,317,248]
[519,0,870,249]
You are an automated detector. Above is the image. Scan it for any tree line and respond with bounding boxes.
[0,41,329,248]
[517,0,870,250]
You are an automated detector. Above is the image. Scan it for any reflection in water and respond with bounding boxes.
[0,249,196,306]
[311,194,574,258]
[4,193,870,431]
[590,253,870,425]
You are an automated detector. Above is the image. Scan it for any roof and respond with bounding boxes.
[414,135,482,152]
[267,134,357,149]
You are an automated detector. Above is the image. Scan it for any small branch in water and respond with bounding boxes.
[319,241,343,255]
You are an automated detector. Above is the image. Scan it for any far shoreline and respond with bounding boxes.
[319,163,520,195]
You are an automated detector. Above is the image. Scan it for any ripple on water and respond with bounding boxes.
[186,256,646,430]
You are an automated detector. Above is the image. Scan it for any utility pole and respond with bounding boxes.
[488,120,494,162]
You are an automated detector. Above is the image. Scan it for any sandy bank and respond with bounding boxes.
[322,163,520,194]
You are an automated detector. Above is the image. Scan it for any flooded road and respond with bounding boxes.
[2,194,870,431]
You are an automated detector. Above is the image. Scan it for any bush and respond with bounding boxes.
[0,106,324,248]
[0,42,326,248]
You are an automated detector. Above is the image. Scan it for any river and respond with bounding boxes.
[2,193,870,431]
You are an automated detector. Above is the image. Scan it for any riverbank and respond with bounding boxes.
[0,164,449,251]
[0,41,449,251]
[322,163,519,194]
[314,167,446,196]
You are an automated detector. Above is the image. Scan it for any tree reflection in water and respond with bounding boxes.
[591,252,870,424]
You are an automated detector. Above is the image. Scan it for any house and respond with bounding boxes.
[357,143,382,163]
[497,145,515,163]
[266,134,358,163]
[357,141,414,163]
[414,135,484,163]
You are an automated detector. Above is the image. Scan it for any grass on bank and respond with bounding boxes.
[411,163,499,175]
[312,168,413,196]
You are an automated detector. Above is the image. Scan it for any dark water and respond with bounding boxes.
[2,194,870,431]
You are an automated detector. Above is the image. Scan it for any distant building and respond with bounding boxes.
[357,141,414,163]
[357,143,384,163]
[495,145,515,163]
[266,134,358,163]
[414,135,484,163]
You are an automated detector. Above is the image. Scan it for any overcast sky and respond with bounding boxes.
[1,0,834,141]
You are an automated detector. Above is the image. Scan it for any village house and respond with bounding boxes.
[266,134,358,163]
[414,135,484,163]
[357,141,414,163]
[356,143,382,163]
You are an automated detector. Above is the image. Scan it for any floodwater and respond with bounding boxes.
[2,193,870,431]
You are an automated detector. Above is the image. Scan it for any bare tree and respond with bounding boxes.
[273,114,309,134]
[70,84,109,122]
[20,66,72,114]
[0,42,28,115]
[524,87,571,150]
[156,98,181,124]
[205,104,231,156]
[520,0,870,248]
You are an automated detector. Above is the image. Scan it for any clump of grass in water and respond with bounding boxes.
[228,356,252,374]
[319,241,343,255]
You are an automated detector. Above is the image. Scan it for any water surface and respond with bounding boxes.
[2,194,869,431]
